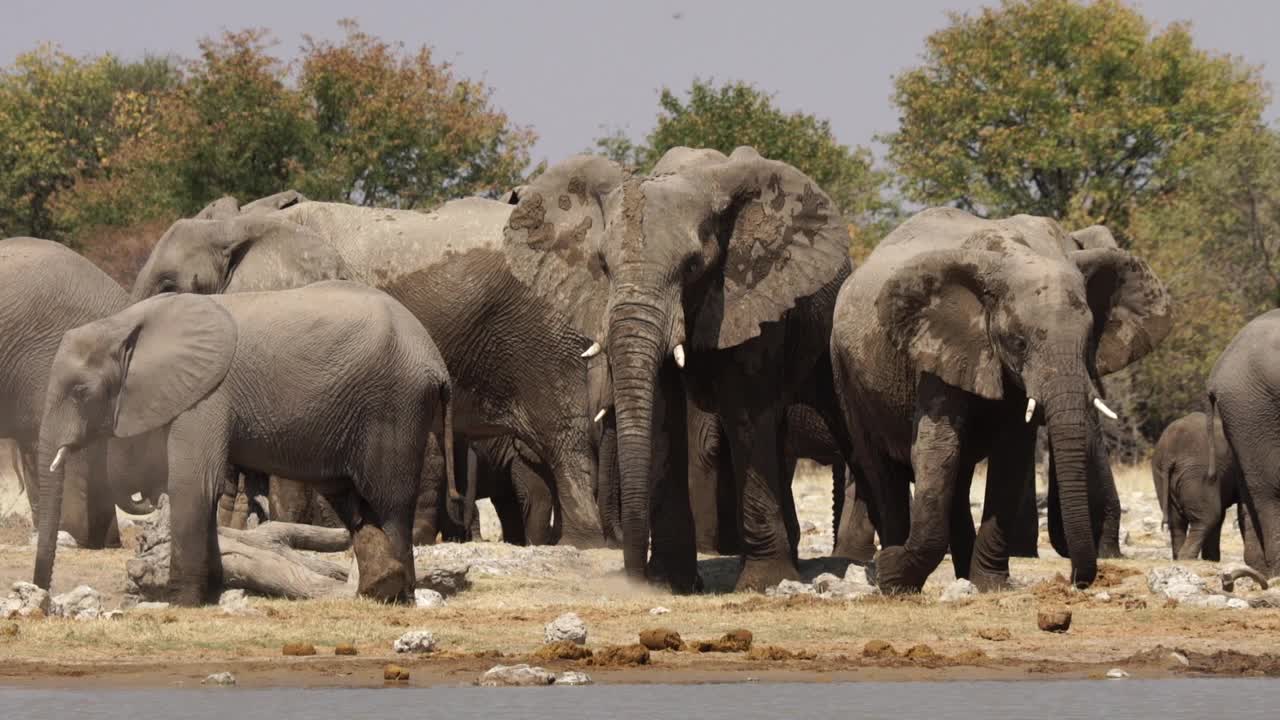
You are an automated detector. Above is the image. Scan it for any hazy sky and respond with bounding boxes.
[4,1,1276,164]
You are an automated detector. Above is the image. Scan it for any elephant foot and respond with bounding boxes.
[969,567,1012,592]
[833,541,877,564]
[560,530,608,550]
[353,526,410,603]
[734,555,800,593]
[869,546,928,594]
[167,579,209,607]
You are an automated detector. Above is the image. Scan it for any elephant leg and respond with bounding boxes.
[410,435,446,545]
[1202,512,1224,562]
[718,400,796,592]
[1167,507,1188,560]
[714,438,741,555]
[228,475,252,530]
[492,492,528,545]
[874,381,968,593]
[780,453,802,564]
[1233,445,1280,576]
[688,432,721,555]
[971,418,1037,590]
[948,458,978,581]
[647,367,699,593]
[833,465,877,562]
[166,415,229,606]
[513,461,553,545]
[1179,523,1210,561]
[1094,447,1123,559]
[1240,502,1266,574]
[543,429,605,548]
[1005,462,1040,558]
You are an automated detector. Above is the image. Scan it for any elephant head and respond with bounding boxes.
[131,213,347,301]
[876,222,1170,586]
[503,146,850,580]
[33,294,236,589]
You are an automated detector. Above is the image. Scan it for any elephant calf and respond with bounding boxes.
[33,282,455,606]
[1151,412,1249,562]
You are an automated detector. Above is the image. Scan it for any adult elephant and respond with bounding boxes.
[686,403,876,562]
[1151,411,1252,563]
[0,238,163,550]
[1207,310,1280,577]
[34,283,455,604]
[503,147,853,591]
[130,196,605,547]
[832,208,1170,592]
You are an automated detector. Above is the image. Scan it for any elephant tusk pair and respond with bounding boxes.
[1093,397,1119,420]
[1024,398,1036,424]
[49,446,68,473]
[581,342,602,359]
[673,344,686,369]
[594,408,609,423]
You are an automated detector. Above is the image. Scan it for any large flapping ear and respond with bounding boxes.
[221,216,351,292]
[1065,225,1119,252]
[194,196,241,220]
[1072,248,1172,376]
[113,294,237,437]
[689,146,852,349]
[240,190,307,215]
[876,239,1010,400]
[503,155,626,340]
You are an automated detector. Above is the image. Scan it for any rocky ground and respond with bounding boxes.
[1,462,1279,688]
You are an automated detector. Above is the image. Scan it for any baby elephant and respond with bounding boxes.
[32,281,454,605]
[1151,412,1246,561]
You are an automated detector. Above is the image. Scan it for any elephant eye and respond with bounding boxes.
[1008,336,1028,355]
[682,254,704,279]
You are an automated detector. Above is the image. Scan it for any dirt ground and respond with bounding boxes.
[2,462,1278,688]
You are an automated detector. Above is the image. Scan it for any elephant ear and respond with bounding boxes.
[503,155,626,340]
[1065,225,1119,252]
[1072,248,1172,376]
[691,146,852,349]
[195,196,240,220]
[222,216,351,292]
[114,294,237,437]
[240,189,307,215]
[876,245,1005,400]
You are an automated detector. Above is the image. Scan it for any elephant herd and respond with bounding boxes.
[12,144,1228,607]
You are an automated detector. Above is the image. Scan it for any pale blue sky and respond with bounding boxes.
[4,1,1275,164]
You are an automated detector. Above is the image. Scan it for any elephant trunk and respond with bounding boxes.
[1043,374,1098,588]
[609,305,668,581]
[33,429,68,590]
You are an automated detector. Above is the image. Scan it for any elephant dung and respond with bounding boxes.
[383,664,410,683]
[978,627,1012,642]
[1037,608,1072,633]
[478,664,556,687]
[334,643,358,656]
[639,628,685,651]
[544,612,588,645]
[694,629,753,653]
[747,645,817,661]
[282,643,317,656]
[862,640,898,658]
[587,645,650,667]
[533,641,593,661]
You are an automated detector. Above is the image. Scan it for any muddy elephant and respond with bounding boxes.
[34,283,455,605]
[503,147,853,591]
[131,195,604,547]
[1207,309,1280,576]
[0,238,165,549]
[1151,411,1252,562]
[832,208,1170,592]
[686,403,876,562]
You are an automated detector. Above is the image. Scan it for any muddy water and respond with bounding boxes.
[2,679,1274,719]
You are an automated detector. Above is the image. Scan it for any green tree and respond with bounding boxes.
[886,0,1267,241]
[298,21,536,208]
[594,80,895,251]
[0,47,176,239]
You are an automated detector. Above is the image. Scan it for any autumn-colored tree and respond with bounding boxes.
[299,21,535,208]
[0,47,176,239]
[886,0,1267,241]
[595,80,895,252]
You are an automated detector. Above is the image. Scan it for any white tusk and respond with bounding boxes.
[673,344,686,369]
[581,342,602,358]
[594,408,608,423]
[49,446,68,473]
[1024,398,1037,424]
[1093,397,1119,420]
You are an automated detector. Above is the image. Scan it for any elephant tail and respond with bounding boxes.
[440,382,474,533]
